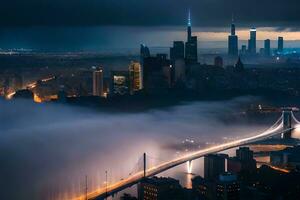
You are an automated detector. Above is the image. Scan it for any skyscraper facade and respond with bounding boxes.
[187,10,192,42]
[92,67,104,97]
[248,28,256,54]
[204,154,227,180]
[129,61,142,92]
[264,39,271,56]
[228,18,238,56]
[278,37,284,53]
[170,41,184,62]
[185,11,198,64]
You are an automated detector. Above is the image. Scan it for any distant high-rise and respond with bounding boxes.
[92,67,104,97]
[278,37,284,53]
[185,36,198,64]
[264,39,271,56]
[129,61,142,93]
[187,10,192,42]
[111,70,130,95]
[204,154,227,181]
[140,44,150,90]
[185,10,198,64]
[228,16,238,56]
[170,41,184,62]
[248,28,256,54]
[140,44,150,59]
[236,147,254,161]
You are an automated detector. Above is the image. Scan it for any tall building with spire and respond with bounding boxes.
[248,28,257,55]
[187,10,192,42]
[185,10,198,64]
[228,15,238,56]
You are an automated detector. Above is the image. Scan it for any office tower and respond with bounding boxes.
[143,55,171,92]
[214,56,224,68]
[138,177,183,200]
[278,37,284,53]
[187,10,192,42]
[264,39,271,56]
[216,173,240,200]
[248,28,256,54]
[140,44,150,87]
[236,147,253,161]
[185,11,198,64]
[140,44,150,59]
[185,36,198,64]
[129,61,142,92]
[228,17,238,56]
[235,147,256,171]
[170,41,184,62]
[204,154,226,180]
[111,71,130,95]
[92,67,104,97]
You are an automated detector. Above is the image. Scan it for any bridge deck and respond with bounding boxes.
[80,124,294,200]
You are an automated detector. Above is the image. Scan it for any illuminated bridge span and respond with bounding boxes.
[76,109,300,200]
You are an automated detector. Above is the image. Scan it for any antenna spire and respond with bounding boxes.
[188,9,191,26]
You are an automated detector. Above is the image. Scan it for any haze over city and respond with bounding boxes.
[1,1,300,200]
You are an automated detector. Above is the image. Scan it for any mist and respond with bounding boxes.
[0,97,274,199]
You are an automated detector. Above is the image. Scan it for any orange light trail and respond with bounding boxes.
[72,118,292,200]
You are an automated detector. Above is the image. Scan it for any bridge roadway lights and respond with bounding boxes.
[282,110,292,139]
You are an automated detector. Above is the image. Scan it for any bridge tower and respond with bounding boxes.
[143,153,146,178]
[282,109,292,139]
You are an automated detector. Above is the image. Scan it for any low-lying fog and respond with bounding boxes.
[0,97,279,200]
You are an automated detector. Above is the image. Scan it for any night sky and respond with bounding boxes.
[1,0,299,28]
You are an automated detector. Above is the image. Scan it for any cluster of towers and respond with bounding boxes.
[228,17,284,57]
[169,10,198,65]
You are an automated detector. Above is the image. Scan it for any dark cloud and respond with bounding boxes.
[0,0,299,27]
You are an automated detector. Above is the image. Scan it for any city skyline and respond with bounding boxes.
[2,1,300,200]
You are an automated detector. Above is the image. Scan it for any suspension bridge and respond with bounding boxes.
[74,108,300,200]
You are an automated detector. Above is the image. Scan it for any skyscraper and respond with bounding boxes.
[228,16,238,56]
[248,28,256,54]
[170,41,184,62]
[187,10,192,42]
[278,36,284,53]
[216,173,240,200]
[129,61,142,93]
[140,44,150,59]
[204,154,227,181]
[185,10,198,64]
[93,67,104,97]
[264,39,271,56]
[185,36,198,64]
[140,44,150,91]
